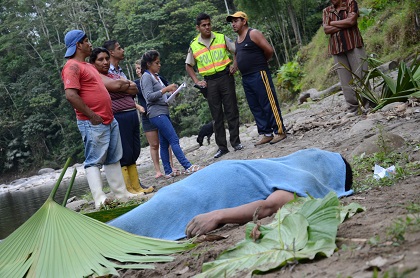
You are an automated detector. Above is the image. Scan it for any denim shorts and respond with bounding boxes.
[77,118,123,168]
[141,114,158,132]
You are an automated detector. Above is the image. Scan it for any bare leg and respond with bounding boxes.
[145,130,163,179]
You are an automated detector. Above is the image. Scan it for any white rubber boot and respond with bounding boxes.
[85,167,107,209]
[103,162,144,201]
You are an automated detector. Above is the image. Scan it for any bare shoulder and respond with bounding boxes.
[249,28,264,40]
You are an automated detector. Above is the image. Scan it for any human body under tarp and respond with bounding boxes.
[109,148,353,240]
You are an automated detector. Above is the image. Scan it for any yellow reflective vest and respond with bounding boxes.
[190,32,231,76]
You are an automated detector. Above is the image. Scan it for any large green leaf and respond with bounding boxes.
[197,192,364,278]
[340,202,366,223]
[0,159,195,278]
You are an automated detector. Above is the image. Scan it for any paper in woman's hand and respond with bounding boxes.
[165,83,186,103]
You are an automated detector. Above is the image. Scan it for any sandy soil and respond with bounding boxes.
[109,92,420,278]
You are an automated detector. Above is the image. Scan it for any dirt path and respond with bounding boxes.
[116,93,420,278]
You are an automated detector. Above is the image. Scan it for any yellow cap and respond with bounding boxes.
[226,11,248,22]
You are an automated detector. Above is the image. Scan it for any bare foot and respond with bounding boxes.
[155,173,163,179]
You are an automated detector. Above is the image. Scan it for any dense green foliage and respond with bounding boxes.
[0,0,320,175]
[0,0,418,176]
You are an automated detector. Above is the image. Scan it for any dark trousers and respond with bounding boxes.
[114,109,140,166]
[242,70,286,135]
[206,73,241,151]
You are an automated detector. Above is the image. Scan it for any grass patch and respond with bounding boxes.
[373,267,418,278]
[298,28,337,92]
[367,201,420,250]
[352,149,419,193]
[386,202,420,245]
[351,151,410,192]
[350,126,418,192]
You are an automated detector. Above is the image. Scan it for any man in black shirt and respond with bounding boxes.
[227,11,287,146]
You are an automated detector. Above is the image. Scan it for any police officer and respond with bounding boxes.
[186,13,243,159]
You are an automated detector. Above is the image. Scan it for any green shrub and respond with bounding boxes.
[358,7,374,31]
[276,60,304,95]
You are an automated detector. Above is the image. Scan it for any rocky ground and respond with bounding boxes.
[2,91,419,277]
[116,92,419,278]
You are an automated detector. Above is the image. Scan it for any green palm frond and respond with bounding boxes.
[0,158,195,278]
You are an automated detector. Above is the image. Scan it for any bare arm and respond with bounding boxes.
[186,63,206,87]
[229,53,238,75]
[65,88,103,125]
[329,12,358,28]
[185,190,294,238]
[136,103,145,113]
[185,48,207,87]
[225,35,238,74]
[249,29,274,61]
[100,74,138,95]
[322,7,342,34]
[323,24,342,34]
[125,80,139,95]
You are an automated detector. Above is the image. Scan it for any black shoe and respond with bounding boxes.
[214,149,229,158]
[233,143,244,151]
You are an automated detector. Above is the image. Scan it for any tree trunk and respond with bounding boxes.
[280,19,290,62]
[95,0,110,40]
[287,4,302,47]
[33,3,61,73]
[269,1,289,63]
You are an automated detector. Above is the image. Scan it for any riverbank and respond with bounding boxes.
[2,91,420,277]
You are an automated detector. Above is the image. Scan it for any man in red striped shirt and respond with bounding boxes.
[323,0,369,114]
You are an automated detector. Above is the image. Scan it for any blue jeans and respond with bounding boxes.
[77,118,123,168]
[149,114,191,175]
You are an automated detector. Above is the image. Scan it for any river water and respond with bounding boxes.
[0,178,90,239]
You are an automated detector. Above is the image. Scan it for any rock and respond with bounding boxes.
[375,60,398,73]
[10,178,29,186]
[249,129,259,138]
[67,196,77,203]
[366,112,385,121]
[38,168,55,175]
[378,101,404,113]
[348,119,378,138]
[350,132,406,157]
[298,88,317,104]
[66,200,88,212]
